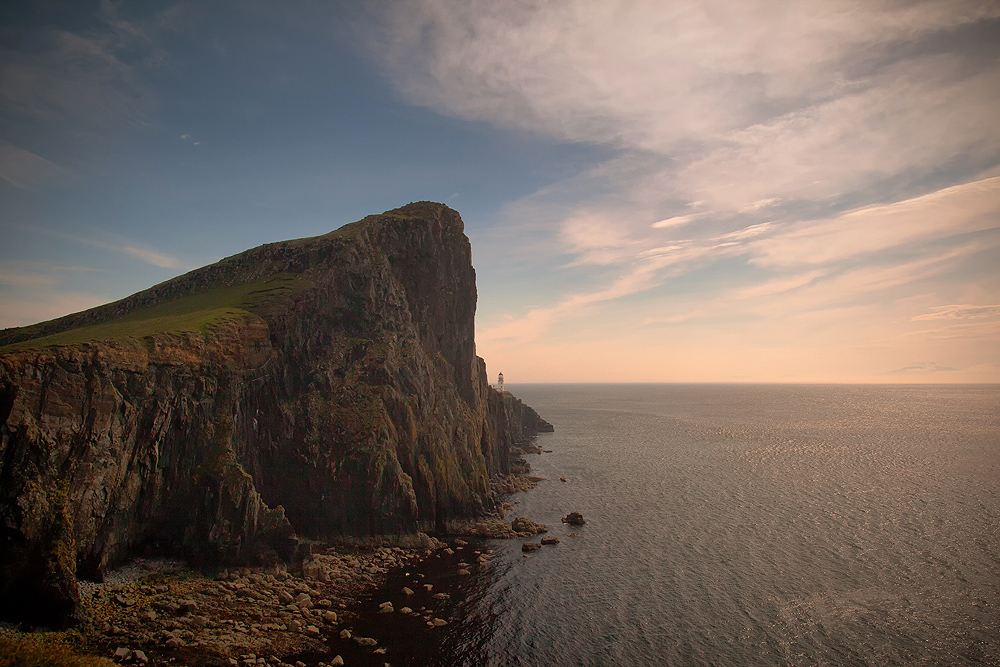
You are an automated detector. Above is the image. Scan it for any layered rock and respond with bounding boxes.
[0,202,550,627]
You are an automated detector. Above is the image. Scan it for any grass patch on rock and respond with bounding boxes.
[0,631,113,667]
[1,274,309,352]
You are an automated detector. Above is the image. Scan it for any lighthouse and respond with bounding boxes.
[498,372,504,393]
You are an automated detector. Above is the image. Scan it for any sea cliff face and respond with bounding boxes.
[0,202,551,627]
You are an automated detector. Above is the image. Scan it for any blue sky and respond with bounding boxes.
[2,1,998,383]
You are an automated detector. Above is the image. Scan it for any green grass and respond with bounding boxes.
[1,274,310,353]
[0,633,114,667]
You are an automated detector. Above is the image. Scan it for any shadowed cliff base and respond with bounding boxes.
[0,202,551,630]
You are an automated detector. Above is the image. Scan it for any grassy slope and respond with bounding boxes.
[0,274,309,353]
[0,205,434,354]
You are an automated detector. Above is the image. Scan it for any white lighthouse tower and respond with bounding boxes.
[498,372,504,393]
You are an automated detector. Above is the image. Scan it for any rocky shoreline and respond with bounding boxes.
[1,536,482,667]
[0,445,578,667]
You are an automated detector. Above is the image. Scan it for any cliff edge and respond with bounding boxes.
[0,202,552,627]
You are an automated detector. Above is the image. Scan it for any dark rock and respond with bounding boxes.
[562,512,586,526]
[541,536,560,545]
[521,542,542,552]
[511,517,547,535]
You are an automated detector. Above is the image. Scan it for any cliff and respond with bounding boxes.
[0,202,551,627]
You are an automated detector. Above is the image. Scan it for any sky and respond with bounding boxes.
[1,0,998,383]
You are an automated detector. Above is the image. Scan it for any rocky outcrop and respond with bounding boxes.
[0,202,550,627]
[510,517,548,535]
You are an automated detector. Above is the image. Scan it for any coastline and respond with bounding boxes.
[2,538,484,666]
[1,452,552,667]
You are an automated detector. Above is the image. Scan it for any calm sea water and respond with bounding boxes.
[349,384,1000,666]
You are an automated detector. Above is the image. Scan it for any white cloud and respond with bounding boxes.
[750,177,1000,268]
[371,1,1000,378]
[652,214,699,229]
[735,270,827,299]
[371,0,1000,155]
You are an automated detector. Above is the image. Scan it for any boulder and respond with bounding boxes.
[561,512,586,526]
[521,542,542,552]
[541,536,560,545]
[511,517,548,535]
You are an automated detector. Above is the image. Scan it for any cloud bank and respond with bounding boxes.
[368,0,1000,381]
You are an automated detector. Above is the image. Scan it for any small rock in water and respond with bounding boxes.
[432,618,448,626]
[457,568,471,575]
[541,536,560,545]
[561,511,586,526]
[511,517,548,534]
[521,542,542,552]
[402,586,414,595]
[559,477,569,482]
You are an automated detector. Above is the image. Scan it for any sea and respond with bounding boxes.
[340,383,1000,667]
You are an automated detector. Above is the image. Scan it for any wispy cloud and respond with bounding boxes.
[749,177,1000,268]
[883,361,958,376]
[77,237,182,269]
[912,304,1000,321]
[0,1,169,135]
[0,138,66,189]
[25,226,184,270]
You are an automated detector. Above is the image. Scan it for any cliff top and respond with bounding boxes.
[0,201,463,352]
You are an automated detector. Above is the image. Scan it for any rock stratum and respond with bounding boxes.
[0,202,552,628]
